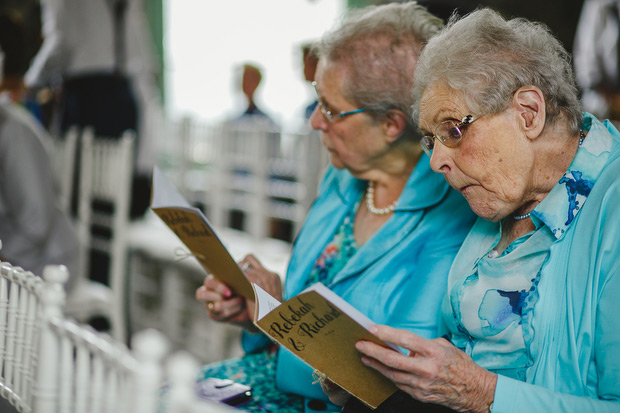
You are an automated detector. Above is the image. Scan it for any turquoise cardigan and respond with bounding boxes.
[244,156,476,411]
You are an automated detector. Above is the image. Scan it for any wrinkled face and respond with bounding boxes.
[309,60,385,175]
[418,82,535,222]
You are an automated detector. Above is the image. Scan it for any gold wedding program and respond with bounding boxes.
[252,283,400,409]
[150,167,255,300]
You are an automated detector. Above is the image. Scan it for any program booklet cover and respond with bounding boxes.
[150,167,255,300]
[252,282,400,409]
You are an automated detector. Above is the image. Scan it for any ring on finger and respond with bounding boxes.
[242,262,251,272]
[207,302,215,311]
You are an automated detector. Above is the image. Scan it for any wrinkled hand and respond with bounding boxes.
[319,377,351,407]
[195,254,283,331]
[355,325,497,413]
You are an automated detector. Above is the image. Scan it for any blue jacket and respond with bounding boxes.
[244,156,476,411]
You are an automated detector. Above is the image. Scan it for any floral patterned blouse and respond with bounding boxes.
[445,115,611,381]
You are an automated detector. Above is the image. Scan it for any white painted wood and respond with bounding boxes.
[44,126,79,213]
[68,127,135,342]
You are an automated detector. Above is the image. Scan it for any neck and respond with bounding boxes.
[523,125,580,211]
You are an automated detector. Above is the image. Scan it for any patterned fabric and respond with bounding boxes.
[445,113,612,379]
[307,201,359,286]
[197,351,304,412]
[195,207,361,413]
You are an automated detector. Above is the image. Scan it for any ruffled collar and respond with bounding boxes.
[531,113,612,239]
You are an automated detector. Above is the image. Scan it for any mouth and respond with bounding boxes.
[459,184,473,193]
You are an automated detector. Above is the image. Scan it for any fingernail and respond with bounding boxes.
[361,356,369,365]
[224,290,232,298]
[369,325,378,334]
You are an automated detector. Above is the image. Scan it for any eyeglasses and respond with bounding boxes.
[312,81,368,122]
[420,115,478,156]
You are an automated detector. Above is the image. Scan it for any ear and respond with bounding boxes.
[382,109,409,143]
[512,86,546,140]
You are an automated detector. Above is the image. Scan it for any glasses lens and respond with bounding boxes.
[436,121,462,147]
[420,136,434,156]
[318,103,333,122]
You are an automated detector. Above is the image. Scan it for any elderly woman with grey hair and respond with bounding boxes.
[194,2,478,413]
[338,7,620,413]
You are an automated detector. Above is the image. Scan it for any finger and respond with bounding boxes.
[203,276,232,298]
[360,354,419,386]
[355,340,413,372]
[243,254,262,269]
[371,325,429,355]
[208,296,245,319]
[196,285,227,303]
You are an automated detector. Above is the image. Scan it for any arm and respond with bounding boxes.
[24,0,69,87]
[0,111,59,260]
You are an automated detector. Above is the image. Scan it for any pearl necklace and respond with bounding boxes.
[513,212,531,221]
[365,181,397,215]
[512,130,587,222]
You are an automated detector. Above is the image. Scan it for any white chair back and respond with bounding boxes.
[74,127,135,342]
[44,126,79,213]
[0,259,44,411]
[161,116,328,242]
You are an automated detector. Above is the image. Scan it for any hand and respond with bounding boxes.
[355,325,497,413]
[195,254,282,331]
[319,377,351,407]
[239,254,283,320]
[196,275,253,329]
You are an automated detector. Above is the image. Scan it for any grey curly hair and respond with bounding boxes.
[314,1,443,124]
[411,8,583,134]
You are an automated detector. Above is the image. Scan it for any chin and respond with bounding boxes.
[468,203,503,222]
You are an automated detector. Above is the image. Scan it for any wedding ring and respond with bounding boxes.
[207,302,215,312]
[242,262,251,272]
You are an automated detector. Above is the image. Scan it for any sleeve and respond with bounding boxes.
[492,375,620,413]
[24,0,70,87]
[240,330,272,354]
[0,112,59,260]
[383,191,476,339]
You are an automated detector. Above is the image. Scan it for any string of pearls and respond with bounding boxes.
[366,181,397,215]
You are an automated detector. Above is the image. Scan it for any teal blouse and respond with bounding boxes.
[443,113,620,411]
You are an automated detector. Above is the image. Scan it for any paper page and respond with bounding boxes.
[151,166,193,209]
[304,283,400,351]
[252,283,281,320]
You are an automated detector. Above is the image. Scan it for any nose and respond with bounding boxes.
[309,104,328,131]
[428,140,453,174]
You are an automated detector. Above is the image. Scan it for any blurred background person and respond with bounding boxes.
[0,42,80,293]
[196,3,476,412]
[25,0,138,138]
[236,63,274,123]
[573,0,620,124]
[301,41,319,120]
[24,0,161,219]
